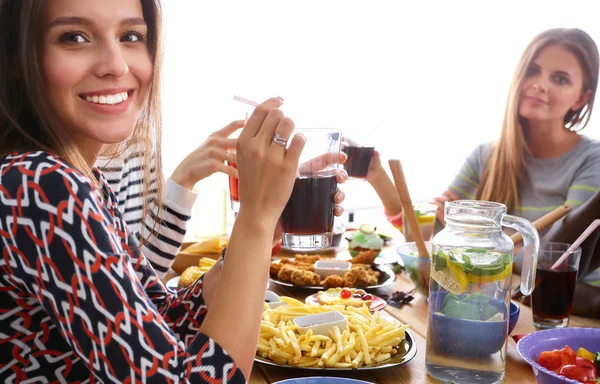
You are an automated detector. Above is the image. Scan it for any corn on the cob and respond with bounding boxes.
[178,258,218,288]
[179,266,204,288]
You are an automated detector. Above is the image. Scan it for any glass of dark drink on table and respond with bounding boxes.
[531,242,581,329]
[281,129,342,250]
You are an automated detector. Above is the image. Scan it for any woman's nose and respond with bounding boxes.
[94,41,129,79]
[531,82,548,93]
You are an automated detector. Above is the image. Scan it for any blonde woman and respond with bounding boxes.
[366,28,600,316]
[366,28,600,232]
[432,28,600,231]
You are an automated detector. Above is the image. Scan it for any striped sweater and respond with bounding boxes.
[96,152,198,279]
[448,135,600,286]
[448,135,600,234]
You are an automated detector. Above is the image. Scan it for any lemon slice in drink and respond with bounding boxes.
[467,263,513,283]
[430,252,469,295]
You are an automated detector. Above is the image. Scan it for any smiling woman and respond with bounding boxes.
[0,0,326,383]
[42,6,154,159]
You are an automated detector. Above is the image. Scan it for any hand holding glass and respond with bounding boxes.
[281,129,342,250]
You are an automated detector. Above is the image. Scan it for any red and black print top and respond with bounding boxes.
[0,151,244,383]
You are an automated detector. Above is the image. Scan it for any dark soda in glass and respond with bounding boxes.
[531,267,577,320]
[227,161,240,212]
[228,161,239,204]
[281,174,337,234]
[343,146,374,178]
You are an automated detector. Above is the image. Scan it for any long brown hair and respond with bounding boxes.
[477,28,599,211]
[0,0,164,243]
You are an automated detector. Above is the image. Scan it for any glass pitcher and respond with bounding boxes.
[425,200,539,384]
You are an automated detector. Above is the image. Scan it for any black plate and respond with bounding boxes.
[255,329,417,370]
[269,263,396,291]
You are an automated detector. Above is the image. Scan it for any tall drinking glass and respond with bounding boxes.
[531,242,581,329]
[281,129,342,250]
[226,159,240,213]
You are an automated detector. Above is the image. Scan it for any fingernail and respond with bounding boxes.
[277,96,284,103]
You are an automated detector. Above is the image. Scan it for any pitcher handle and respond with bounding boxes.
[500,214,540,295]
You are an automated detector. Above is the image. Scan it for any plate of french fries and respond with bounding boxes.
[256,296,416,370]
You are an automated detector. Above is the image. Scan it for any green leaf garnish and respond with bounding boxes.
[434,250,447,272]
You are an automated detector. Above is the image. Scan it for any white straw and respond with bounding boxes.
[233,95,259,107]
[551,219,600,270]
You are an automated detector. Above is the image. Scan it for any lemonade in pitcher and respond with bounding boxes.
[425,201,539,384]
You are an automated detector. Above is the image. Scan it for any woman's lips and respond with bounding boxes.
[524,96,547,105]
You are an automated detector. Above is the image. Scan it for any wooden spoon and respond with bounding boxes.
[388,159,430,258]
[510,205,572,245]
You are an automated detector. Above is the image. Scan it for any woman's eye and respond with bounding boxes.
[121,32,145,43]
[59,32,87,44]
[554,75,569,85]
[525,67,539,77]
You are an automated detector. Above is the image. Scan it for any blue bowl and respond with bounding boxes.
[428,291,509,357]
[396,242,431,296]
[517,327,600,384]
[508,300,520,335]
[273,378,373,384]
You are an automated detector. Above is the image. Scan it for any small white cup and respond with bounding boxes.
[265,291,284,309]
[293,311,348,336]
[314,260,352,280]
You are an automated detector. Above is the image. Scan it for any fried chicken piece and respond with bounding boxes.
[279,258,315,271]
[350,263,372,270]
[293,254,321,264]
[277,265,297,283]
[270,261,283,276]
[344,266,379,287]
[350,250,379,265]
[321,274,345,289]
[290,269,321,286]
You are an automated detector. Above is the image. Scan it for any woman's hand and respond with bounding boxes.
[271,161,348,245]
[342,136,384,179]
[170,120,244,190]
[430,190,460,223]
[235,98,304,227]
[365,150,384,180]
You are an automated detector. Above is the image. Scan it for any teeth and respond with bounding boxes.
[84,91,129,105]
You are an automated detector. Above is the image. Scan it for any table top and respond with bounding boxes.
[248,245,600,384]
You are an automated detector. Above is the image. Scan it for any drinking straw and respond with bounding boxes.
[510,205,572,245]
[233,95,259,107]
[388,159,430,258]
[551,219,600,270]
[366,119,385,141]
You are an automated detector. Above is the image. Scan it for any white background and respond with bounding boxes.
[159,0,600,236]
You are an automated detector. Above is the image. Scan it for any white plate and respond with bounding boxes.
[166,276,179,290]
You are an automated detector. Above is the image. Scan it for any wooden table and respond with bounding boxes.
[248,246,600,384]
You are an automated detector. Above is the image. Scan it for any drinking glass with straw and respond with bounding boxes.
[527,220,599,329]
[227,95,261,213]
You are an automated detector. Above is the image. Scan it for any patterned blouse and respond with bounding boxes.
[0,151,244,383]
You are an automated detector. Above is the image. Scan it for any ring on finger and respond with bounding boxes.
[225,150,235,164]
[272,133,288,147]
